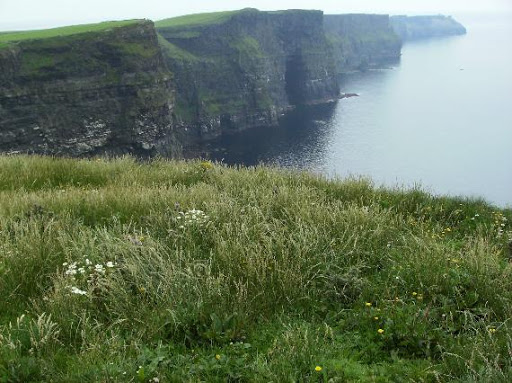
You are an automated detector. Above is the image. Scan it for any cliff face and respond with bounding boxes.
[390,15,467,40]
[0,21,179,157]
[156,9,339,139]
[324,14,402,74]
[0,10,418,157]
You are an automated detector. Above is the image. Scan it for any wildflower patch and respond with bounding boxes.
[175,208,210,230]
[61,258,118,296]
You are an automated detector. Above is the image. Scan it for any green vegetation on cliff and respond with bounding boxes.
[156,34,199,61]
[1,156,511,382]
[155,10,244,29]
[156,8,339,130]
[324,14,402,73]
[1,19,163,80]
[0,20,141,49]
[0,9,468,156]
[0,21,176,157]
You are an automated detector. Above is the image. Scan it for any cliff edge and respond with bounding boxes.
[390,15,467,40]
[324,14,402,73]
[0,20,178,157]
[156,9,340,139]
[0,10,467,157]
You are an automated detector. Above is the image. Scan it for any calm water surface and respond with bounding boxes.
[197,13,512,207]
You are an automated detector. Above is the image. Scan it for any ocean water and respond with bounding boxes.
[196,13,512,207]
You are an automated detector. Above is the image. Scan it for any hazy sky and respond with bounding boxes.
[1,0,511,31]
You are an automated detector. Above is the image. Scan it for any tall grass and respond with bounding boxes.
[0,155,511,382]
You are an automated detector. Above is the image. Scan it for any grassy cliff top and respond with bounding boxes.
[0,19,143,46]
[0,155,511,381]
[155,8,323,30]
[155,9,251,29]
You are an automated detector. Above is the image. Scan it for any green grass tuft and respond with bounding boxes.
[0,155,511,381]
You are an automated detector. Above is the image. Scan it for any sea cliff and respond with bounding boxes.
[324,14,402,73]
[0,20,178,157]
[0,10,466,157]
[390,15,467,40]
[156,9,339,139]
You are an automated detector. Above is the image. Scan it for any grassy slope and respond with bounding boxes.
[155,10,246,29]
[0,20,142,49]
[156,34,198,62]
[154,9,246,60]
[155,9,269,120]
[0,156,511,382]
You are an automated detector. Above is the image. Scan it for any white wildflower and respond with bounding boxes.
[177,208,209,229]
[69,286,87,295]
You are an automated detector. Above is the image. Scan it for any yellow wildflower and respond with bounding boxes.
[200,161,214,171]
[373,316,379,321]
[489,328,497,334]
[215,354,221,360]
[378,329,384,334]
[365,302,372,307]
[315,366,322,372]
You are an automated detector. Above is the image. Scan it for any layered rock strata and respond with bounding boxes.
[156,9,340,139]
[0,21,178,156]
[324,14,402,73]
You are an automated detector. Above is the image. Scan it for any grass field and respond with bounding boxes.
[0,155,511,382]
[155,10,247,29]
[0,20,141,48]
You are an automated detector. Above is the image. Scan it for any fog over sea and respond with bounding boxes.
[197,12,512,207]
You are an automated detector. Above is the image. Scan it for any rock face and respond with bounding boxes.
[156,9,339,139]
[0,20,179,157]
[1,9,439,157]
[390,15,467,40]
[324,14,402,73]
